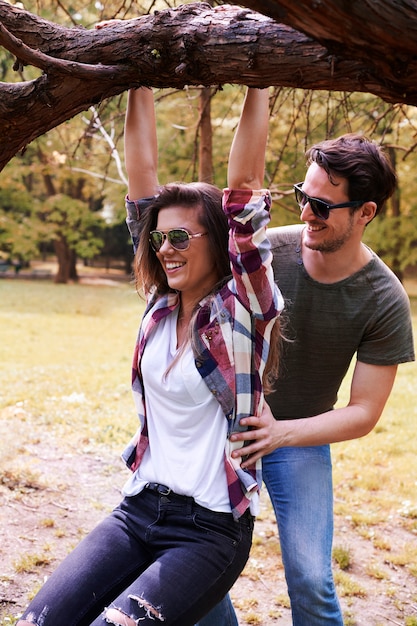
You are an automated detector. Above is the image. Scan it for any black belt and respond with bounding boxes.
[144,482,193,502]
[145,482,172,495]
[144,483,252,521]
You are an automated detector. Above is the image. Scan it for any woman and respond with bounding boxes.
[16,87,282,626]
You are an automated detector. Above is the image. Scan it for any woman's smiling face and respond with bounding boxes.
[155,205,220,306]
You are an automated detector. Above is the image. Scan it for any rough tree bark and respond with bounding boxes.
[0,0,417,171]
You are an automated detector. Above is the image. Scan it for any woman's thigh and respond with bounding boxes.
[91,495,254,626]
[18,495,159,626]
[19,492,253,626]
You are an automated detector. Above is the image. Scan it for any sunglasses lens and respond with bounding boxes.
[168,229,189,250]
[150,229,190,251]
[294,185,329,220]
[309,199,329,220]
[294,186,304,207]
[150,231,163,251]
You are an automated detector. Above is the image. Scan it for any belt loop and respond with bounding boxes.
[187,498,193,516]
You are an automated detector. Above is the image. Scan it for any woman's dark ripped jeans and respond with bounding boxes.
[17,488,253,626]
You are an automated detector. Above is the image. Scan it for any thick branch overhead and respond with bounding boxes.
[0,0,417,170]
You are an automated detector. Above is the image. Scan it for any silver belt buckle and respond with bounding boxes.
[158,484,172,496]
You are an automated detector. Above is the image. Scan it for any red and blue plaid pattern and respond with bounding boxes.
[123,189,283,519]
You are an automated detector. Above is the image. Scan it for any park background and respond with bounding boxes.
[1,0,417,624]
[0,277,416,626]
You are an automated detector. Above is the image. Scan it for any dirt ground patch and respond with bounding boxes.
[1,405,416,626]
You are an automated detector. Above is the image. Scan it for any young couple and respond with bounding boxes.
[17,84,414,626]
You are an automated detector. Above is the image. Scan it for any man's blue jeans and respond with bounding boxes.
[19,489,253,626]
[197,446,343,626]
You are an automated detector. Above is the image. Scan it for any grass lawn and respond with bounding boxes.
[1,278,416,523]
[0,278,416,625]
[0,279,145,450]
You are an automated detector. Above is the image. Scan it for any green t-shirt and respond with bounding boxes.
[267,224,415,420]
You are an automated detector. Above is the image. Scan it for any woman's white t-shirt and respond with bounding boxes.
[122,310,231,513]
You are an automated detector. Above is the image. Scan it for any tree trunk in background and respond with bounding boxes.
[53,238,74,284]
[387,147,403,282]
[198,87,214,184]
[69,250,78,282]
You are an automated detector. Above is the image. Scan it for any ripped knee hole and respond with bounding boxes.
[104,595,165,624]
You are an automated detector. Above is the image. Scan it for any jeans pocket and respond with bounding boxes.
[192,509,248,546]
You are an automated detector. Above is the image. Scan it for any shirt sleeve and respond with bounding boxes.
[356,263,415,365]
[223,188,284,320]
[125,195,157,254]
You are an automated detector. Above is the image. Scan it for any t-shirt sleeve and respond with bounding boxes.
[356,263,415,365]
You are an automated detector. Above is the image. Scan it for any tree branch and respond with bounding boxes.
[0,1,417,171]
[239,0,417,56]
[0,21,130,78]
[86,107,128,186]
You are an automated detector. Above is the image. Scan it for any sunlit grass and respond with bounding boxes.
[333,570,367,598]
[13,550,52,574]
[332,545,351,570]
[0,279,145,450]
[0,278,416,625]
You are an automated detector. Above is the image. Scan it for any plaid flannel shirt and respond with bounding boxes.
[122,189,283,519]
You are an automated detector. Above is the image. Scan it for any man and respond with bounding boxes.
[198,133,415,625]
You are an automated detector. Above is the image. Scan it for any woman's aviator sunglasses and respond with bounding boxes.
[293,182,365,220]
[149,228,207,252]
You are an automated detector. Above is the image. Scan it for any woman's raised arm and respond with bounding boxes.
[227,88,269,190]
[124,88,159,200]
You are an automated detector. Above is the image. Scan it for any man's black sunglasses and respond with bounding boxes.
[293,182,365,220]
